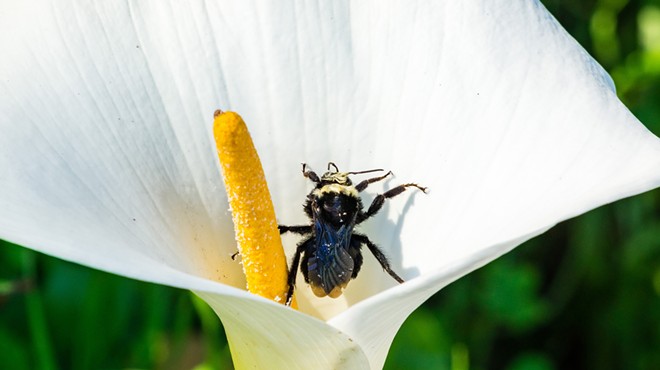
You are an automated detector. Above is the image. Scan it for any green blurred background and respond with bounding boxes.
[1,1,659,369]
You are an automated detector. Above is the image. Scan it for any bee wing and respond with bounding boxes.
[307,220,355,297]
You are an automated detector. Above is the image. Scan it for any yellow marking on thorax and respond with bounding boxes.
[312,183,358,197]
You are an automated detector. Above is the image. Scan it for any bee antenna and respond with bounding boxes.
[347,168,384,175]
[328,162,339,172]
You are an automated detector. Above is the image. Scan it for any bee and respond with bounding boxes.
[279,162,427,306]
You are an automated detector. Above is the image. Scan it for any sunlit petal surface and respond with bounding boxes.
[1,0,659,369]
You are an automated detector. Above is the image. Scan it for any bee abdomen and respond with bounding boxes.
[307,245,354,297]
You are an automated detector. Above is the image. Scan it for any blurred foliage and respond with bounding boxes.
[1,1,659,369]
[0,242,233,370]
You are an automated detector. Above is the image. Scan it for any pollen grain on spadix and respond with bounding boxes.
[213,109,293,307]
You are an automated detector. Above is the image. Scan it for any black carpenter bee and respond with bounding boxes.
[279,162,427,306]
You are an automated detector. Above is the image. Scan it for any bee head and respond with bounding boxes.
[316,163,386,187]
[320,171,353,186]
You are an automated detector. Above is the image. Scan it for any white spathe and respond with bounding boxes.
[1,0,659,369]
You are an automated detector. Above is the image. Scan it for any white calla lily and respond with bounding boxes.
[1,0,659,369]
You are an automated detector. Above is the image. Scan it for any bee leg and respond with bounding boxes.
[353,234,404,283]
[357,183,427,223]
[348,238,364,279]
[286,237,312,306]
[278,225,312,235]
[301,163,320,183]
[354,171,393,192]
